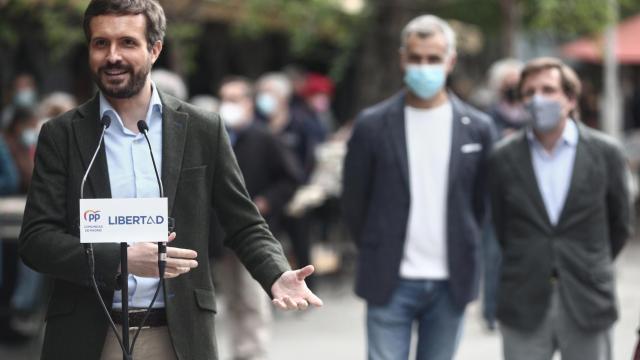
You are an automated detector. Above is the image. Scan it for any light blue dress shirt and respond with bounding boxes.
[527,120,578,226]
[100,84,165,309]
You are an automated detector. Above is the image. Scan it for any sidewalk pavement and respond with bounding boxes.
[1,238,638,359]
[217,237,640,360]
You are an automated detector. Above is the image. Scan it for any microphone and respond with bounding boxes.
[81,114,111,270]
[80,115,111,199]
[135,120,167,273]
[136,120,164,198]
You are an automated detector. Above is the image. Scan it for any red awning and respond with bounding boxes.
[560,13,640,64]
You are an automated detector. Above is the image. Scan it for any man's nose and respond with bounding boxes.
[106,44,122,63]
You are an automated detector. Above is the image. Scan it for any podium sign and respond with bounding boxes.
[80,198,168,243]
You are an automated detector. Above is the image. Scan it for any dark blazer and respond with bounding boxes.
[342,91,495,308]
[210,123,302,257]
[18,93,291,360]
[489,122,632,332]
[233,123,302,218]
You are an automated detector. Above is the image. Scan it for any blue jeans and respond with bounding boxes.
[367,279,464,360]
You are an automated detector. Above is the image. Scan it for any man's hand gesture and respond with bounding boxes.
[271,265,323,310]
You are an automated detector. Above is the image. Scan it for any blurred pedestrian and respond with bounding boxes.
[489,57,632,360]
[1,107,45,343]
[300,72,335,133]
[1,73,39,129]
[0,134,19,342]
[3,107,38,193]
[487,58,528,137]
[37,91,78,124]
[150,68,188,101]
[0,135,19,196]
[342,14,494,360]
[189,94,219,113]
[257,72,320,178]
[256,73,317,285]
[480,58,527,331]
[283,65,326,142]
[214,76,302,360]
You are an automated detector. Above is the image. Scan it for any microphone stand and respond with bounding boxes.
[80,115,132,360]
[126,120,167,355]
[120,243,130,360]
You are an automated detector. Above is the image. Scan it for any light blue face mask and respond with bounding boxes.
[403,64,446,100]
[256,93,278,116]
[14,89,37,107]
[20,128,38,147]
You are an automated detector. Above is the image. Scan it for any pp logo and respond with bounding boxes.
[84,210,102,222]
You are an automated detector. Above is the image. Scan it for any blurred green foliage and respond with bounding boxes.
[1,0,640,78]
[225,0,366,80]
[230,0,360,53]
[522,0,640,35]
[0,0,85,57]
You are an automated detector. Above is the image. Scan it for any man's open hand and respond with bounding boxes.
[271,265,323,310]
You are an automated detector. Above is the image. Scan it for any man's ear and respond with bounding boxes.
[150,40,163,64]
[446,53,457,74]
[568,96,578,116]
[399,47,407,73]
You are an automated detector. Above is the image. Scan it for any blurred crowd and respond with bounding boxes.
[0,74,79,343]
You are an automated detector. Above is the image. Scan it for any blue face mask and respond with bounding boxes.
[20,128,38,147]
[403,64,446,100]
[256,93,278,117]
[14,89,37,107]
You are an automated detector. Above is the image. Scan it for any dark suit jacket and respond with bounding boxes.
[18,93,291,360]
[233,123,302,219]
[209,123,302,257]
[342,91,495,308]
[489,122,632,332]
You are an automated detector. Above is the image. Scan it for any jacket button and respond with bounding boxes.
[461,116,471,125]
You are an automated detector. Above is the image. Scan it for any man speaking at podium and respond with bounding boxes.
[18,0,323,359]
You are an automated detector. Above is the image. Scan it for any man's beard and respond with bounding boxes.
[92,60,151,99]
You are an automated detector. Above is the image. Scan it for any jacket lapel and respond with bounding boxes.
[447,95,465,192]
[385,92,410,191]
[556,123,590,227]
[159,94,188,216]
[507,132,552,228]
[72,94,112,199]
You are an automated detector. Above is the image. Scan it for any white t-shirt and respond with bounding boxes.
[399,101,453,279]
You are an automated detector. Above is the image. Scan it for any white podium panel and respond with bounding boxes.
[79,198,168,243]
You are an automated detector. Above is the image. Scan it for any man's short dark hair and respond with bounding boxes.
[83,0,166,51]
[518,57,582,101]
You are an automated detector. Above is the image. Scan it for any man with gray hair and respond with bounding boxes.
[343,14,494,360]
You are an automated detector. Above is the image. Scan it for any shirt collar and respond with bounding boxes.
[527,119,579,149]
[99,81,163,133]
